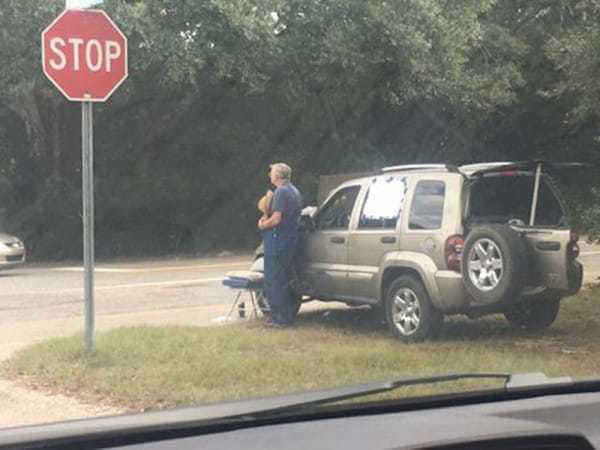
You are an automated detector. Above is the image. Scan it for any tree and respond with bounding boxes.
[1,0,598,259]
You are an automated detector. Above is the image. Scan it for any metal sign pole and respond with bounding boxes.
[54,1,123,354]
[82,100,95,352]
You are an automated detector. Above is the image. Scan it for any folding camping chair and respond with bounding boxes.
[222,270,268,319]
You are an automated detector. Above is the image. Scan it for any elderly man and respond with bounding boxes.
[258,163,303,327]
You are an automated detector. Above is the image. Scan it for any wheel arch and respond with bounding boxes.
[378,252,443,310]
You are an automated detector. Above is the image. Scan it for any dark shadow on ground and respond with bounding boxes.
[294,304,564,342]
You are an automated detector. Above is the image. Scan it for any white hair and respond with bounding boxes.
[270,162,292,181]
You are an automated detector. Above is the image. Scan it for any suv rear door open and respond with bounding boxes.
[464,162,582,291]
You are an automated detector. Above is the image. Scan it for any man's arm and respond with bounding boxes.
[258,211,282,230]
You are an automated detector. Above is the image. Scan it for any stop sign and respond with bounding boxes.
[42,9,128,102]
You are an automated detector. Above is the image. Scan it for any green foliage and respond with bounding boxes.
[544,1,600,122]
[0,0,599,259]
[567,188,600,242]
[0,0,62,96]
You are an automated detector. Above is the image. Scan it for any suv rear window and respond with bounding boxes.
[467,175,566,227]
[359,176,408,229]
[409,181,446,230]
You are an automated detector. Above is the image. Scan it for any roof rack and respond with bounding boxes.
[381,164,458,174]
[459,162,514,176]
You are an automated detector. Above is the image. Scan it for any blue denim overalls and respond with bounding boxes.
[262,227,298,325]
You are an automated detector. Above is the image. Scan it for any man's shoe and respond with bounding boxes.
[263,320,292,329]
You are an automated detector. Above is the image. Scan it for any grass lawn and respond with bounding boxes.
[4,286,600,412]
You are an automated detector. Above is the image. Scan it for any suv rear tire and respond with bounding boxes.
[385,275,443,342]
[461,225,528,305]
[504,296,561,330]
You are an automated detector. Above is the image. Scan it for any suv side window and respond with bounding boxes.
[359,176,409,229]
[409,180,445,230]
[315,186,361,230]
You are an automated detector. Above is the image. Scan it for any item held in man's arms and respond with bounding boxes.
[257,190,274,215]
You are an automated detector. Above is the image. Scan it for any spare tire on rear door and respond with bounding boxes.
[461,225,528,305]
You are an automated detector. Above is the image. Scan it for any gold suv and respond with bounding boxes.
[255,161,584,342]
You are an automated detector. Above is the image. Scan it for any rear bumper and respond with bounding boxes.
[434,270,470,312]
[431,261,583,317]
[432,261,583,314]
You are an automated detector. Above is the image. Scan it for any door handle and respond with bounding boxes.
[380,236,397,244]
[330,236,345,244]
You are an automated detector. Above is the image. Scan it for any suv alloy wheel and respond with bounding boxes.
[385,275,443,342]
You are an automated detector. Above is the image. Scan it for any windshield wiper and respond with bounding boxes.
[0,372,578,449]
[239,372,572,419]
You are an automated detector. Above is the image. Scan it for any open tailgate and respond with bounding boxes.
[462,160,588,178]
[464,160,587,292]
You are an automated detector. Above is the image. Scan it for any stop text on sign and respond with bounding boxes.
[48,37,122,73]
[42,9,128,102]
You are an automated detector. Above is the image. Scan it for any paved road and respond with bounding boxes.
[580,250,600,282]
[3,246,600,330]
[577,238,600,281]
[0,255,253,326]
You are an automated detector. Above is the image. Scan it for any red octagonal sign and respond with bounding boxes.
[42,9,128,102]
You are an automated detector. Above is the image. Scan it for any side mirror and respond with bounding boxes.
[301,206,317,218]
[300,206,317,233]
[300,215,316,233]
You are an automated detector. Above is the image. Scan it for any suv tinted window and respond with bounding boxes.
[316,186,361,230]
[468,175,566,227]
[409,181,445,230]
[359,176,408,229]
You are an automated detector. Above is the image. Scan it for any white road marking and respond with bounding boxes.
[95,277,225,290]
[211,316,243,324]
[2,277,225,296]
[51,261,250,273]
[580,251,600,256]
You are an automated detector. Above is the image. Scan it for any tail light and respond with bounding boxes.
[568,231,580,259]
[445,235,464,272]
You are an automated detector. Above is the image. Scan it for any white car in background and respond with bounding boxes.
[0,233,25,269]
